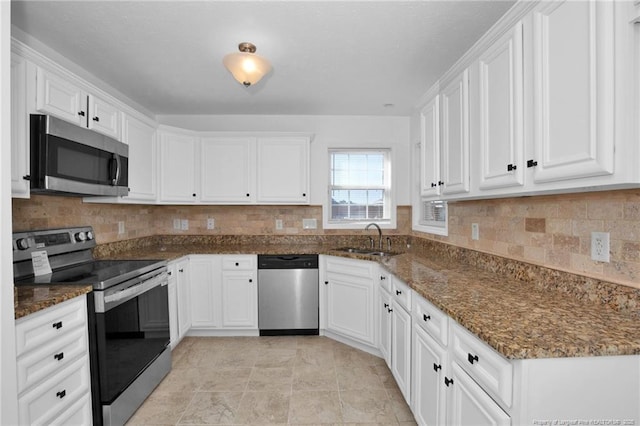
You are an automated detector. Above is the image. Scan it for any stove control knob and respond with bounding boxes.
[16,238,30,250]
[86,231,94,241]
[74,232,87,242]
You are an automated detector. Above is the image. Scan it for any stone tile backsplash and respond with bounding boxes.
[12,189,640,290]
[415,189,640,290]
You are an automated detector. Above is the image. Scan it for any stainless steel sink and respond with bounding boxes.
[335,247,401,257]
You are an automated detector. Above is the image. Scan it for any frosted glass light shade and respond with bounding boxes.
[223,48,272,87]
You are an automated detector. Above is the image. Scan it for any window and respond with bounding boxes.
[413,199,448,236]
[325,149,395,229]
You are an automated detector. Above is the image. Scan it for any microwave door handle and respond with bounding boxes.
[112,154,121,186]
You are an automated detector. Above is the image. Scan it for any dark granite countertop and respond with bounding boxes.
[15,285,93,320]
[90,240,640,360]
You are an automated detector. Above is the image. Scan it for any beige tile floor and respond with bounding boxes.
[127,336,417,425]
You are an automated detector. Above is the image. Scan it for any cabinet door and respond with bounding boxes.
[326,272,376,346]
[447,362,510,426]
[11,53,30,198]
[420,95,441,197]
[200,137,255,203]
[530,0,615,183]
[412,325,447,426]
[167,267,179,348]
[391,303,412,404]
[87,94,121,139]
[158,131,199,203]
[122,114,157,200]
[221,270,258,328]
[478,22,525,190]
[36,67,87,126]
[441,70,470,195]
[189,256,219,328]
[378,288,392,367]
[175,258,191,339]
[256,137,310,204]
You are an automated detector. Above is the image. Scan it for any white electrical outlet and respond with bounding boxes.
[471,223,479,240]
[181,219,189,231]
[207,218,215,230]
[302,218,317,229]
[118,221,125,235]
[173,219,181,230]
[591,232,610,262]
[275,219,283,230]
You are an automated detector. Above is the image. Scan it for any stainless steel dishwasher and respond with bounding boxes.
[258,254,319,335]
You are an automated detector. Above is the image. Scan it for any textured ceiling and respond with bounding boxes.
[11,1,515,116]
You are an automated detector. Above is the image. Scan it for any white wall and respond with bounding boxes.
[157,114,412,206]
[1,1,19,423]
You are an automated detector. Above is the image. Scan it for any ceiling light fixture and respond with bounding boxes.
[223,42,272,87]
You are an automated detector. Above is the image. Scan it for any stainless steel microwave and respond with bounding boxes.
[30,114,129,197]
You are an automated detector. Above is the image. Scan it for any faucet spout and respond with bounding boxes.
[365,223,383,250]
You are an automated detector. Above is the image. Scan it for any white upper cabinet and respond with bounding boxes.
[36,67,121,140]
[476,21,525,191]
[416,0,637,201]
[440,69,470,196]
[35,67,86,127]
[158,129,199,203]
[11,53,30,198]
[200,137,255,203]
[420,93,441,197]
[256,137,310,204]
[529,0,615,183]
[87,94,121,140]
[121,114,157,201]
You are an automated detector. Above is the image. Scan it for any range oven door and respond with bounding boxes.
[92,271,169,406]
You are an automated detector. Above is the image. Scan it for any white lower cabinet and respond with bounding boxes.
[322,255,377,349]
[221,267,257,328]
[412,324,447,426]
[15,296,92,426]
[187,254,258,334]
[189,255,219,329]
[390,277,412,404]
[175,257,192,341]
[378,285,392,367]
[167,261,180,348]
[447,362,510,426]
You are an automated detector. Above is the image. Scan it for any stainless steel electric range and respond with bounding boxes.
[13,226,171,426]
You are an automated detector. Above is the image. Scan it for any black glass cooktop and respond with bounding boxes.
[15,259,166,290]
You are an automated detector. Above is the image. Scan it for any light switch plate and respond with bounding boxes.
[118,221,125,235]
[180,219,189,231]
[302,218,317,229]
[207,218,215,230]
[275,219,283,230]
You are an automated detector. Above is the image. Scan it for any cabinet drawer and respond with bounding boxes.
[16,296,87,357]
[391,276,412,311]
[17,327,87,394]
[48,393,93,426]
[379,269,392,293]
[222,255,256,270]
[18,356,91,426]
[324,256,375,278]
[413,294,449,346]
[450,322,513,407]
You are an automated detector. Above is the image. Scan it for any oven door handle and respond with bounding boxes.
[96,271,167,313]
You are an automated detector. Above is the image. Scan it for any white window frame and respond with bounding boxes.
[412,199,448,236]
[324,148,397,230]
